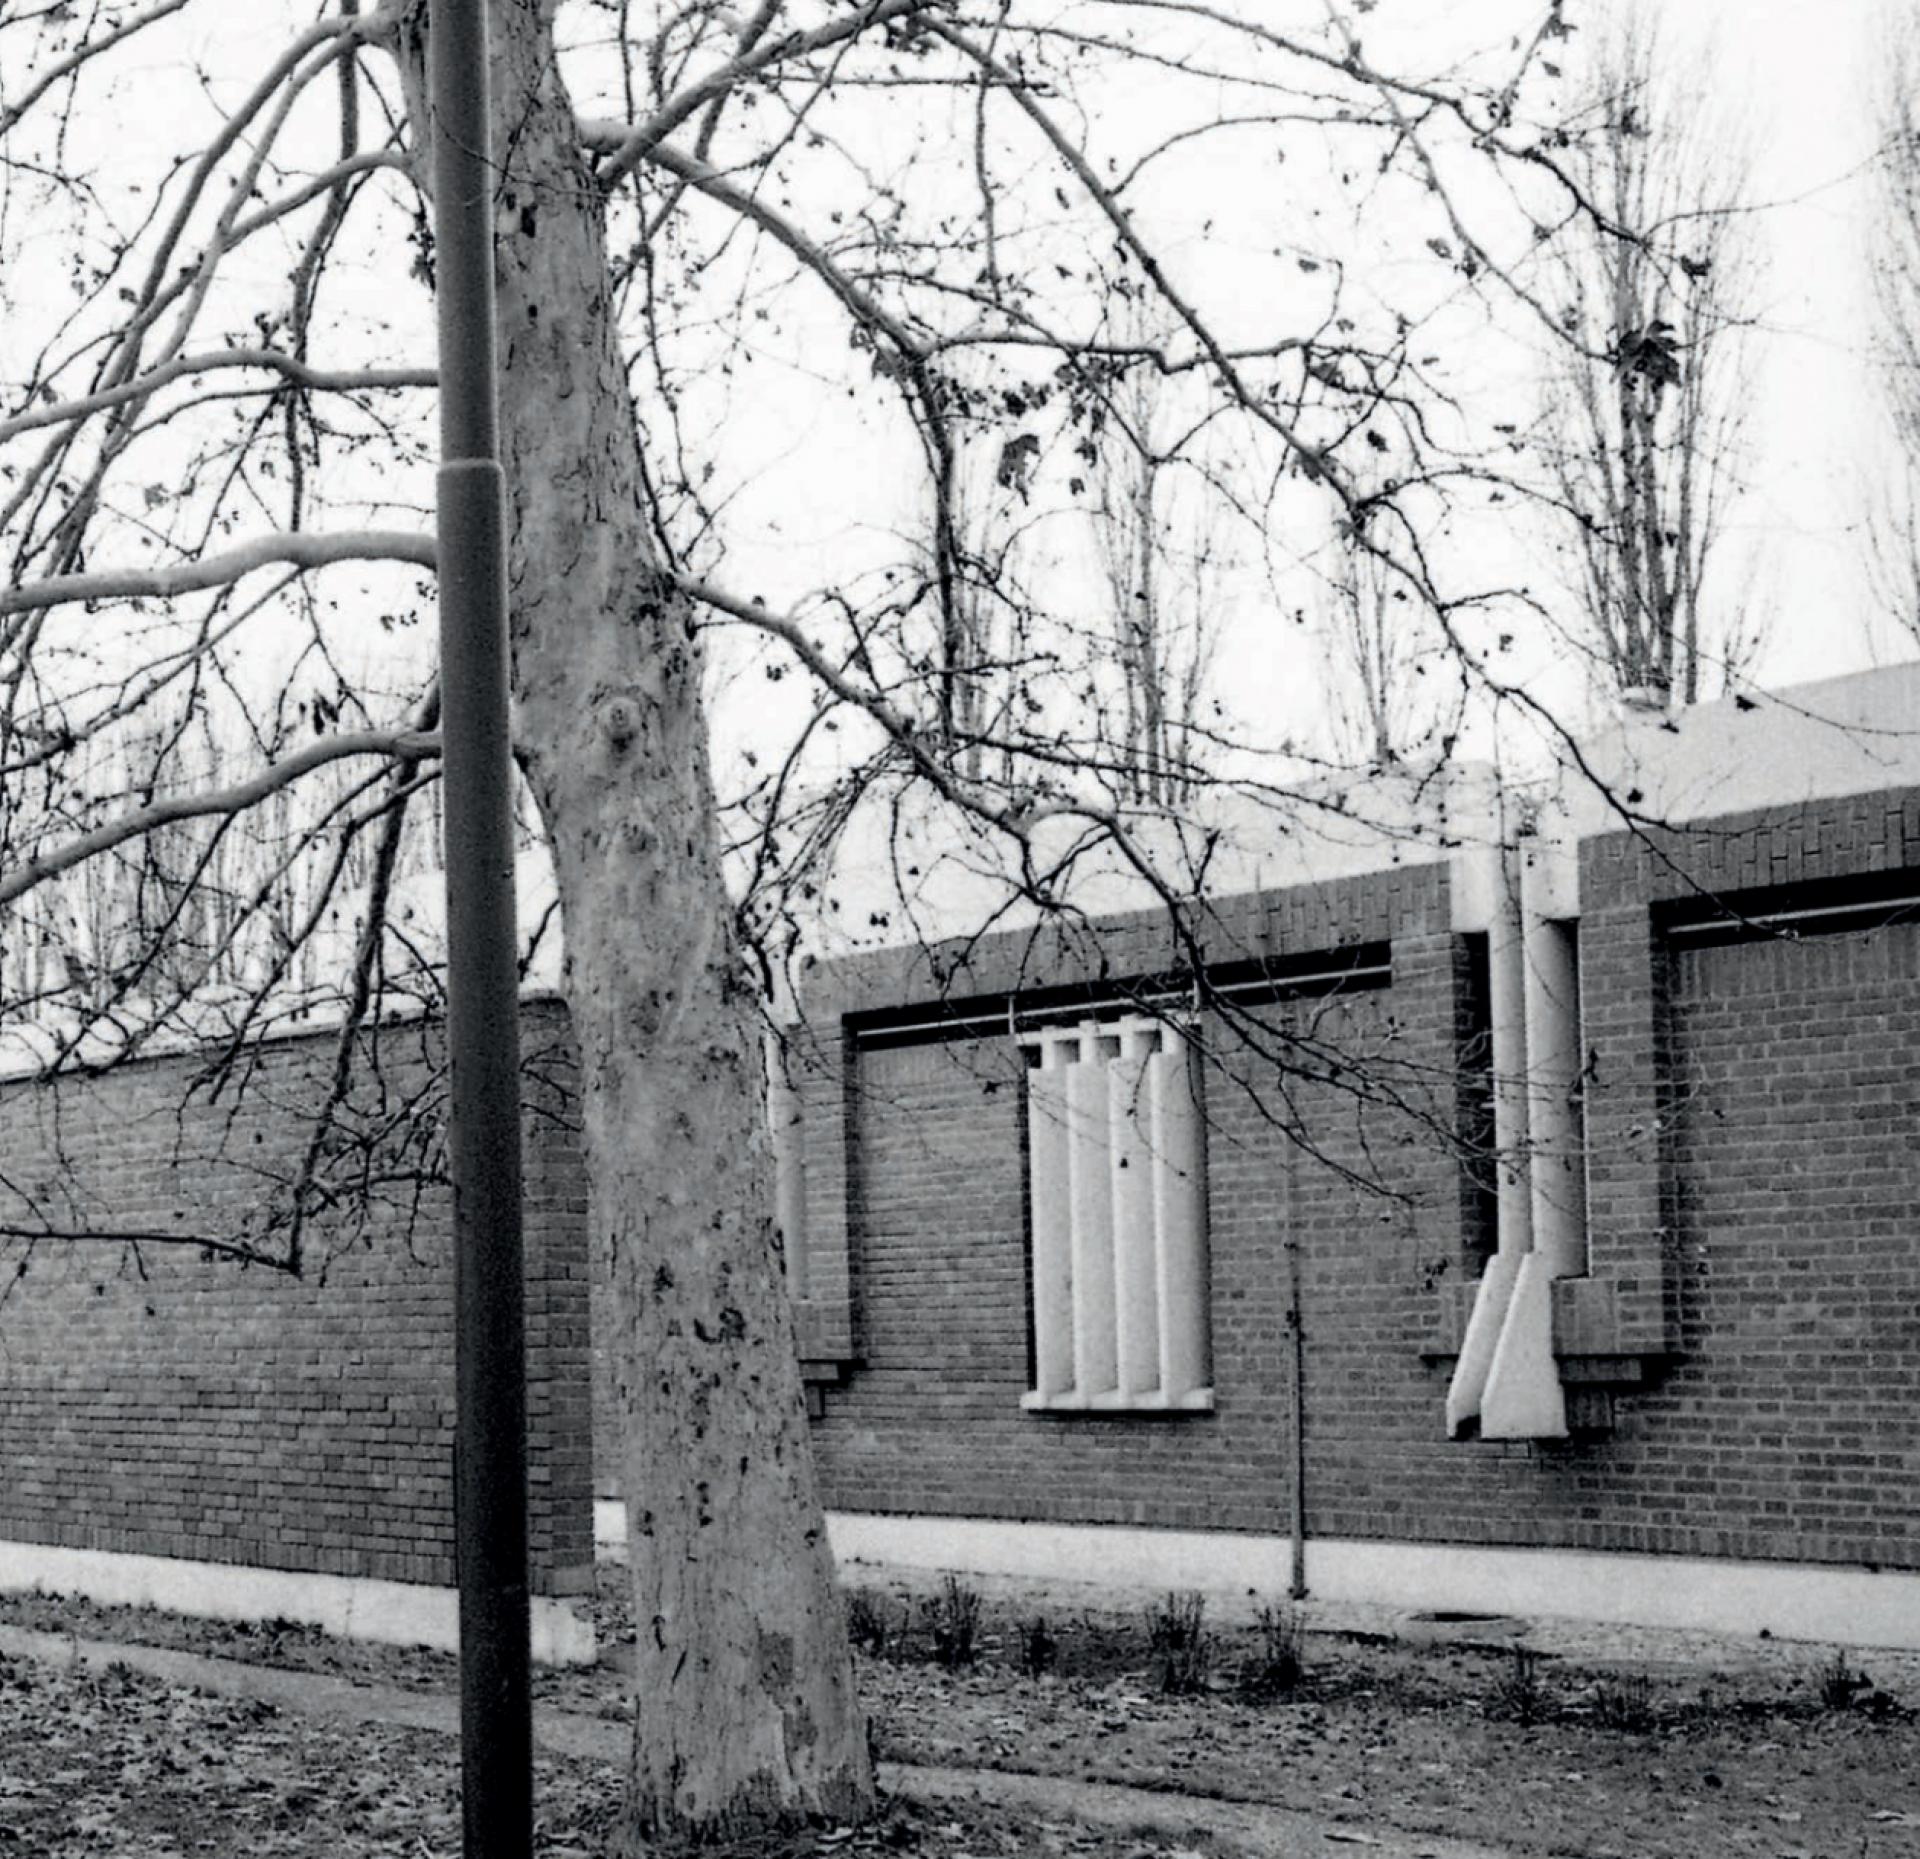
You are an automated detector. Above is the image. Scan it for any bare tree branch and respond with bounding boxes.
[2,353,433,446]
[0,530,436,617]
[591,0,940,187]
[0,728,439,906]
[0,0,194,137]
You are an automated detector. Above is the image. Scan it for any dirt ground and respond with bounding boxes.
[834,1569,1920,1859]
[2,1568,1917,1859]
[0,1635,1235,1859]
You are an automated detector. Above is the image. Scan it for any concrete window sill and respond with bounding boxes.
[1020,1388,1215,1416]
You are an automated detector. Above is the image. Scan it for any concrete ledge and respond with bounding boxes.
[808,1512,1920,1654]
[0,1539,595,1667]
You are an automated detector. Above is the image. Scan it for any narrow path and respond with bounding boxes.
[0,1624,1517,1859]
[894,1760,1516,1859]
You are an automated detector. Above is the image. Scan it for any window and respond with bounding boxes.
[1444,845,1590,1441]
[1020,1016,1212,1412]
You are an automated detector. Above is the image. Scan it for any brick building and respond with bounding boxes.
[767,666,1920,1647]
[3,664,1916,1655]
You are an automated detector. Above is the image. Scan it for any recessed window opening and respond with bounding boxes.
[844,942,1391,1050]
[1019,1016,1212,1415]
[1659,871,1920,948]
[1454,932,1499,1265]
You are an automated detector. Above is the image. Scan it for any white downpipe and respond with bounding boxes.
[1446,843,1531,1435]
[1520,902,1587,1279]
[1480,1252,1568,1439]
[1446,1249,1522,1437]
[1481,849,1584,1441]
[1490,847,1537,1263]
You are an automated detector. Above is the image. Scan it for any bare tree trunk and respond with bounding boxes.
[1606,160,1651,694]
[1866,13,1920,649]
[1540,9,1754,710]
[1133,454,1162,804]
[412,3,872,1843]
[1091,341,1218,804]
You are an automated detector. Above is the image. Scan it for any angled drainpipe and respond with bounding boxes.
[1446,838,1531,1436]
[1480,837,1585,1441]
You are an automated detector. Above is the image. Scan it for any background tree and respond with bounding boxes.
[1314,538,1451,770]
[0,1,1642,1843]
[1865,4,1920,648]
[1536,7,1760,707]
[1085,290,1228,804]
[922,413,1047,785]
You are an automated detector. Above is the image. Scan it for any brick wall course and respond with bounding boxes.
[0,999,592,1590]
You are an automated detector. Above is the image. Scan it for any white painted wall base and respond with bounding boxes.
[0,1539,596,1667]
[648,1506,1920,1656]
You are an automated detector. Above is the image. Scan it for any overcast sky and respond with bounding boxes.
[1667,0,1903,683]
[4,1,1909,786]
[695,0,1920,766]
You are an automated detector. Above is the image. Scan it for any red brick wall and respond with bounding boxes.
[1648,926,1920,1566]
[805,868,1469,1539]
[792,792,1920,1576]
[0,1001,593,1592]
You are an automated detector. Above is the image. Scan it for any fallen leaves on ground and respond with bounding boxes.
[848,1603,1920,1859]
[4,1578,1920,1859]
[0,1642,1242,1859]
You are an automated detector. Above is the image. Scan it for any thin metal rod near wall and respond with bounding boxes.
[1284,1082,1307,1601]
[766,1033,809,1300]
[1287,1229,1308,1601]
[429,1,533,1852]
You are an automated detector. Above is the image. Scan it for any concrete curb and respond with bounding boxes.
[0,1625,1515,1857]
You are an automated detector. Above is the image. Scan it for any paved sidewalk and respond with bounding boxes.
[0,1623,1515,1859]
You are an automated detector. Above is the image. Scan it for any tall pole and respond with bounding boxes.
[429,2,532,1853]
[1284,1127,1308,1603]
[1286,1228,1308,1602]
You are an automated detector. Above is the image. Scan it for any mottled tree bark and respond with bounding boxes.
[400,1,871,1843]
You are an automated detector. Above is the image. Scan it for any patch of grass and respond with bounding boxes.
[1486,1644,1547,1725]
[1146,1590,1211,1697]
[845,1587,894,1658]
[1018,1614,1058,1679]
[923,1575,982,1669]
[1817,1648,1871,1712]
[1592,1673,1655,1732]
[1239,1603,1306,1701]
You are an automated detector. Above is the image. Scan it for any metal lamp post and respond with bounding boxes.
[428,0,533,1851]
